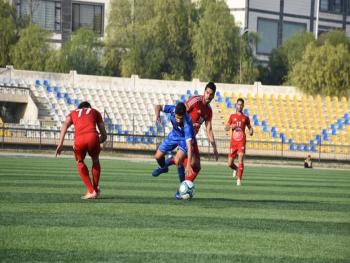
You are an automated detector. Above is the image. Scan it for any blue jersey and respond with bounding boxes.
[163,105,194,142]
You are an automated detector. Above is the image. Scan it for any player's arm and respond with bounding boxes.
[55,115,73,156]
[247,122,253,136]
[97,122,107,143]
[185,138,193,176]
[154,104,163,125]
[225,116,236,131]
[205,119,219,161]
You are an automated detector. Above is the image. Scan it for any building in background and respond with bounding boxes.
[228,0,350,63]
[12,0,110,47]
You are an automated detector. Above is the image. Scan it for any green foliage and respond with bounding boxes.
[192,0,240,82]
[317,30,350,50]
[10,24,51,71]
[105,0,193,79]
[46,28,101,75]
[235,32,259,84]
[0,1,18,67]
[289,42,350,97]
[267,32,315,84]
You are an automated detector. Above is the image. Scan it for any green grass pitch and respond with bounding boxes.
[0,156,349,262]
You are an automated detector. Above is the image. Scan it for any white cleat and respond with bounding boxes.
[81,190,97,200]
[236,179,241,186]
[232,169,237,179]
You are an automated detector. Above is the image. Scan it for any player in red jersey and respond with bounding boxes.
[55,101,107,199]
[184,82,219,181]
[226,98,253,186]
[154,82,219,182]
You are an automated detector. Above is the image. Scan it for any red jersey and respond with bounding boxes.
[186,95,212,135]
[69,108,103,138]
[227,113,250,143]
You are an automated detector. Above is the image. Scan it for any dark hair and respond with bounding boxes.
[205,82,216,93]
[237,98,244,104]
[78,101,92,109]
[175,102,186,116]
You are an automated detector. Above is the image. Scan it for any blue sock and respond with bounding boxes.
[157,158,165,168]
[165,157,174,167]
[177,165,185,182]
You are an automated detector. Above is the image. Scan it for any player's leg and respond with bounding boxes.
[228,146,238,178]
[152,136,177,176]
[88,134,101,196]
[173,147,187,200]
[74,143,96,199]
[236,152,245,186]
[185,139,201,182]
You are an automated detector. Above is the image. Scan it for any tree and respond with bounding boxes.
[267,32,315,84]
[317,30,350,51]
[192,0,240,83]
[46,28,101,75]
[289,42,350,97]
[104,0,193,79]
[235,32,259,84]
[0,1,28,67]
[10,24,51,71]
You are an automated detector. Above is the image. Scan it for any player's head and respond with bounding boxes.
[203,82,216,105]
[175,102,186,124]
[236,98,244,113]
[78,101,91,109]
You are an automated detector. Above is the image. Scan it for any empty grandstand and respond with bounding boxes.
[0,67,349,161]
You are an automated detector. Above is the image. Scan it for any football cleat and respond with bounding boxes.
[232,169,237,179]
[236,179,241,186]
[175,191,182,200]
[152,167,168,177]
[96,186,101,198]
[81,190,97,200]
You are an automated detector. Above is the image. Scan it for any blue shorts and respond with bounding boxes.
[158,132,188,155]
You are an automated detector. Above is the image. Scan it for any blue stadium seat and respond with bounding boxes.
[35,80,40,86]
[180,95,186,102]
[127,136,132,143]
[288,138,294,144]
[74,99,79,107]
[54,86,59,93]
[297,144,303,151]
[46,86,51,92]
[289,143,295,151]
[345,119,350,125]
[322,134,328,141]
[316,135,321,145]
[272,131,278,138]
[43,80,49,86]
[261,120,267,127]
[124,130,129,135]
[303,145,309,152]
[147,137,153,144]
[344,113,349,120]
[337,119,343,129]
[262,126,268,132]
[271,127,276,133]
[141,137,146,144]
[311,145,317,152]
[186,90,192,96]
[253,119,259,126]
[194,90,199,95]
[57,92,62,99]
[216,91,221,97]
[243,109,249,116]
[133,137,139,143]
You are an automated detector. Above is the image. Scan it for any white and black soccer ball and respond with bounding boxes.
[179,180,195,200]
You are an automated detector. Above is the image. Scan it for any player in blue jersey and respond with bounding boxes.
[152,102,195,198]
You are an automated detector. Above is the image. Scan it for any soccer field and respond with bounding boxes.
[0,156,349,262]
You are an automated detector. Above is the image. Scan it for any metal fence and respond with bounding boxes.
[1,124,350,161]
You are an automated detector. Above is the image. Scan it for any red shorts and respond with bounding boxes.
[228,140,246,158]
[73,133,100,161]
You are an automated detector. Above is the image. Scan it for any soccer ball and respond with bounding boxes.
[179,180,195,200]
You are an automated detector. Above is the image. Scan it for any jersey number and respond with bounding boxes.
[236,121,242,127]
[76,108,91,118]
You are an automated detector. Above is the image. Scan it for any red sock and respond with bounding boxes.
[237,163,244,179]
[185,167,201,182]
[229,162,237,170]
[77,161,94,193]
[92,161,101,191]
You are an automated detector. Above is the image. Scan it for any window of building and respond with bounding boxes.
[72,3,103,35]
[282,22,306,43]
[16,0,61,32]
[320,0,342,13]
[257,18,278,54]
